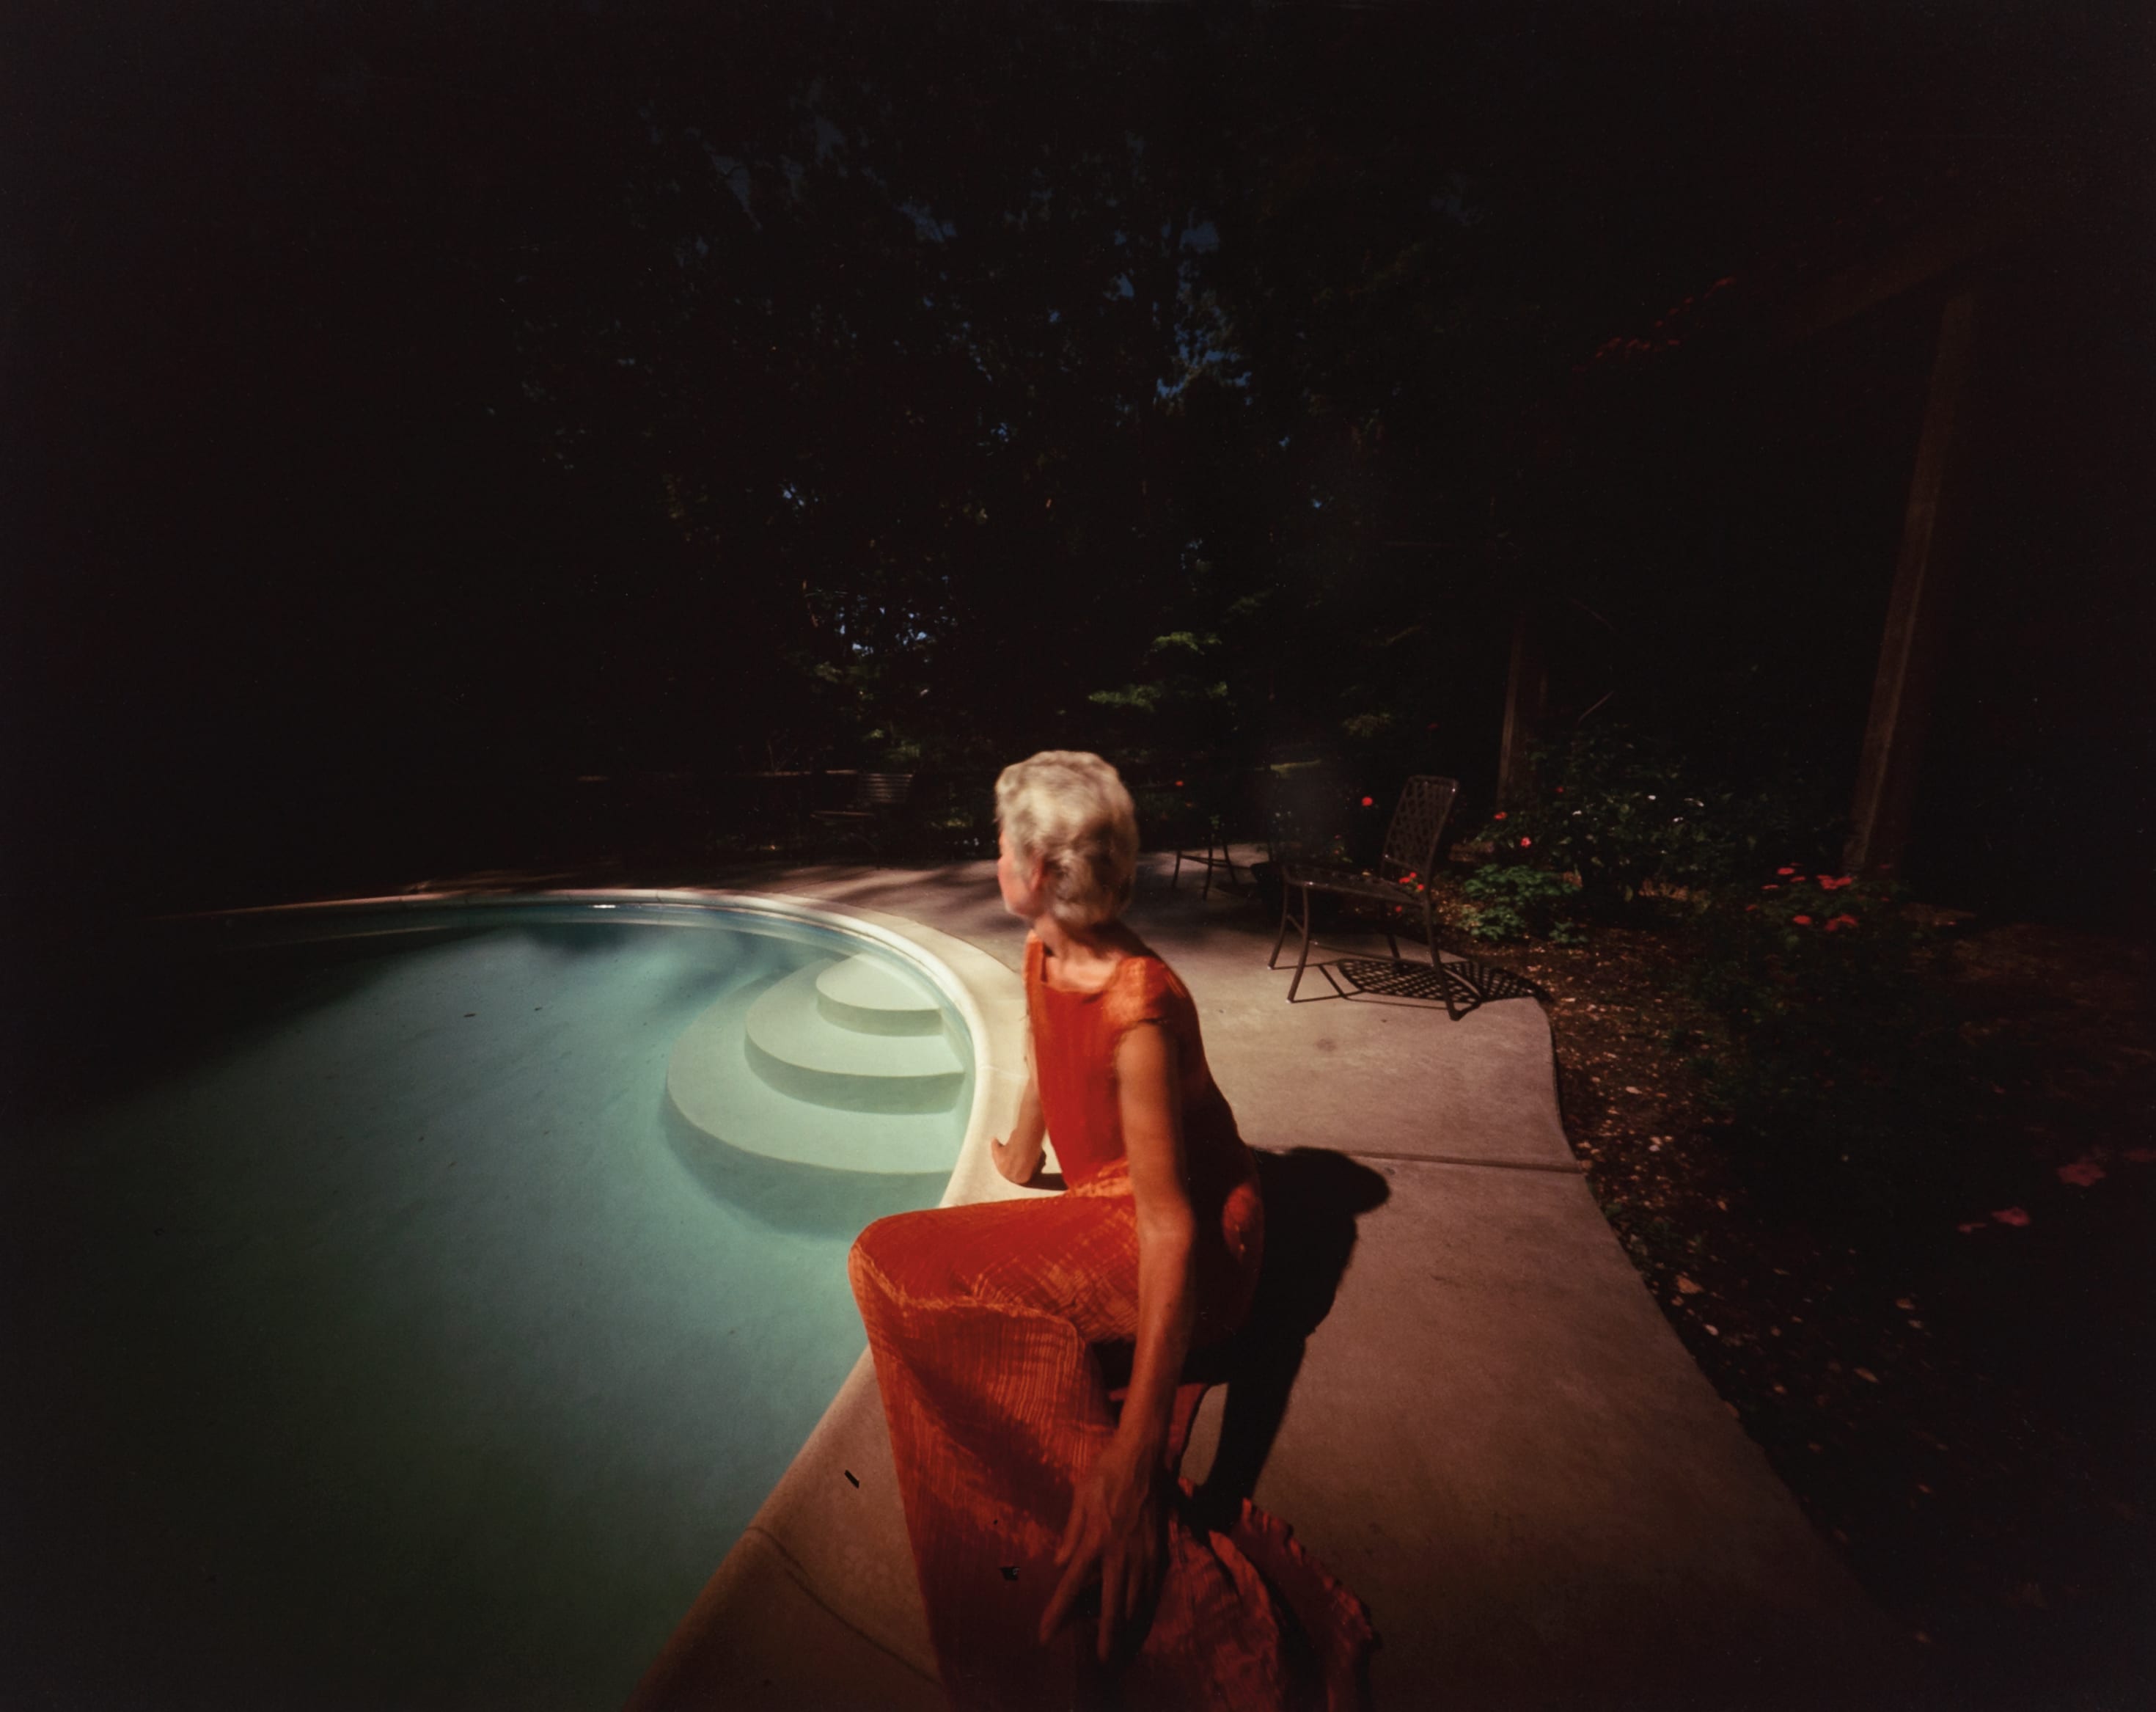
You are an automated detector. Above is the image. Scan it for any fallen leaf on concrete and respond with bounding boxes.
[1676,1275,1704,1295]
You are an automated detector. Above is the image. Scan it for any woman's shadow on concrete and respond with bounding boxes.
[1189,1146,1390,1525]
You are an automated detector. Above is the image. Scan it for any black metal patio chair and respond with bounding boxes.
[1268,773,1459,1005]
[1165,771,1253,900]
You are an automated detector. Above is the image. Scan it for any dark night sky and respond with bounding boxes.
[4,1,2151,919]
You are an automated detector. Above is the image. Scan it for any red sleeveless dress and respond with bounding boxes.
[849,935,1375,1710]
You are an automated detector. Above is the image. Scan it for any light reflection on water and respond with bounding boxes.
[5,908,962,1710]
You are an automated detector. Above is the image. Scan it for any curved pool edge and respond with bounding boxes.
[621,887,1052,1705]
[166,885,1039,1205]
[164,884,1009,1700]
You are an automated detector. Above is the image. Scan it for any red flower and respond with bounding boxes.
[1776,866,1797,876]
[1493,811,1507,821]
[1792,915,1814,926]
[1519,835,1532,848]
[2058,1159,2107,1188]
[1991,1207,2031,1228]
[1745,904,1759,912]
[1360,796,1374,807]
[1762,883,1781,891]
[1554,786,1565,794]
[1174,779,1184,788]
[1826,913,1858,932]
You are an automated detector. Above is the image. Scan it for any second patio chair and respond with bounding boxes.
[1269,774,1459,1003]
[1166,769,1253,900]
[809,771,914,859]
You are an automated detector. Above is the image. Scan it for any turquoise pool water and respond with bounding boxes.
[2,901,967,1709]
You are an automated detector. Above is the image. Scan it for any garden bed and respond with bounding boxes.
[1438,866,2155,1708]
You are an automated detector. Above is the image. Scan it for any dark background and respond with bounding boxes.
[6,1,2151,921]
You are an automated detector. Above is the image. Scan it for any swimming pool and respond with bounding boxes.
[2,896,973,1710]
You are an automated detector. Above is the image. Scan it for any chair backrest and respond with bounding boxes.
[852,772,914,808]
[1379,775,1459,879]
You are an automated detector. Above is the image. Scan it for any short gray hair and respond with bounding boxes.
[994,750,1139,930]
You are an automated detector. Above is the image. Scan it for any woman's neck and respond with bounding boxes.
[1034,916,1135,990]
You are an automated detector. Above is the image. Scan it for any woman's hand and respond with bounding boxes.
[1038,1437,1167,1661]
[993,1074,1047,1184]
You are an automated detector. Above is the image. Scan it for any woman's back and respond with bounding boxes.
[1024,934,1247,1200]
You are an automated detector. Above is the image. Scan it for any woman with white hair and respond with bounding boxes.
[850,752,1372,1711]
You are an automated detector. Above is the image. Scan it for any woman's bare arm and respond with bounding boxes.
[1038,1021,1195,1657]
[1105,1023,1197,1464]
[992,1067,1047,1185]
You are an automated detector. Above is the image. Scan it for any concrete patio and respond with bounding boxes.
[628,852,1916,1710]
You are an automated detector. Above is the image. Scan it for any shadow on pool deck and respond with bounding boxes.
[628,852,1922,1710]
[1186,1146,1393,1532]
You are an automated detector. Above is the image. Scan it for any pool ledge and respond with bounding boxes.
[551,888,1027,1706]
[153,882,1001,1702]
[178,882,1019,1701]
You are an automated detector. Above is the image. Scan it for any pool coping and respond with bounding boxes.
[164,884,1033,1193]
[169,883,1024,1699]
[166,879,1017,1690]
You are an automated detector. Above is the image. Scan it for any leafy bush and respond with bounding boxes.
[1461,863,1585,943]
[1682,866,1974,1226]
[1474,726,1840,912]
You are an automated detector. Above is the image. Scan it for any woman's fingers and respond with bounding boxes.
[1038,1554,1084,1645]
[1041,1474,1165,1656]
[1041,1495,1104,1642]
[1097,1545,1121,1661]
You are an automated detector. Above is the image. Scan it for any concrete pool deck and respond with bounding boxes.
[627,852,1916,1710]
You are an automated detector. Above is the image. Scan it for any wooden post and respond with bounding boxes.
[1496,606,1548,809]
[1844,288,1979,876]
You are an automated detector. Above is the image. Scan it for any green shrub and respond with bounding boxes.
[1682,866,1974,1226]
[1461,863,1585,943]
[1472,726,1839,913]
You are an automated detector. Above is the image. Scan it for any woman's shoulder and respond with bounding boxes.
[1103,944,1189,1031]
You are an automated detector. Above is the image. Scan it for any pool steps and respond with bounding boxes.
[667,955,967,1175]
[813,955,946,1036]
[744,962,965,1113]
